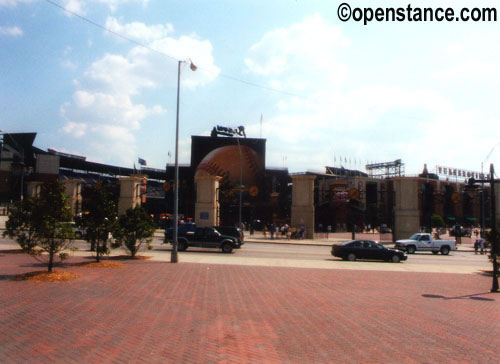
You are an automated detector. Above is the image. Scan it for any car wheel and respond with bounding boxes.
[221,243,233,254]
[347,253,356,261]
[441,246,450,255]
[391,255,401,263]
[432,251,438,255]
[407,245,416,254]
[74,232,82,239]
[178,241,187,251]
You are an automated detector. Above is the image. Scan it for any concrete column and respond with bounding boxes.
[118,176,143,215]
[393,178,420,241]
[26,181,43,198]
[63,179,83,217]
[291,174,316,239]
[195,175,221,227]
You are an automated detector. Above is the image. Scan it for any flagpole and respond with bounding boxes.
[260,114,263,138]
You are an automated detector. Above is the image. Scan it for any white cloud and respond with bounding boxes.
[96,0,149,12]
[61,59,78,70]
[0,0,34,7]
[0,26,23,36]
[61,0,86,14]
[245,13,350,92]
[244,14,500,173]
[58,0,148,16]
[105,16,173,42]
[61,18,218,165]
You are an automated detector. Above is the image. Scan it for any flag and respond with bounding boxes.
[138,158,147,166]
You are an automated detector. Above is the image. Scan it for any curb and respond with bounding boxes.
[244,239,477,252]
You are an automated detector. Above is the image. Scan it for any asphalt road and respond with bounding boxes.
[0,236,492,274]
[148,239,491,274]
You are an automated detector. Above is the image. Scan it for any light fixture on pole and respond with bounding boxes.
[171,59,197,264]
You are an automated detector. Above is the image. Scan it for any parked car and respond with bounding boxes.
[73,225,87,239]
[165,227,241,253]
[378,224,391,234]
[62,222,87,239]
[164,223,196,239]
[394,233,456,255]
[213,226,244,246]
[331,240,407,263]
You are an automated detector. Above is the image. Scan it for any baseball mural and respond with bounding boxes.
[195,145,264,187]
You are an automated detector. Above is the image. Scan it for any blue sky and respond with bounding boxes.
[1,0,499,175]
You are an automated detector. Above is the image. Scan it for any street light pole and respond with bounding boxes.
[171,59,196,264]
[236,137,242,229]
[489,164,498,292]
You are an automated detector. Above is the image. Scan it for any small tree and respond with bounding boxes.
[431,213,445,228]
[4,181,74,272]
[77,183,117,262]
[113,206,155,258]
[3,198,38,253]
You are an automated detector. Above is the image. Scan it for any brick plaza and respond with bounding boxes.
[0,252,498,363]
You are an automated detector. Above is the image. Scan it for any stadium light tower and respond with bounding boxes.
[171,59,197,264]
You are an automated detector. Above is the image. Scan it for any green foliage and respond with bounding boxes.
[3,198,38,253]
[77,183,118,262]
[431,213,445,228]
[3,180,74,272]
[113,206,155,257]
[485,229,500,264]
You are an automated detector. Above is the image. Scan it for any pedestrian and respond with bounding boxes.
[263,225,267,237]
[478,237,486,254]
[286,227,291,240]
[270,224,274,239]
[474,238,479,254]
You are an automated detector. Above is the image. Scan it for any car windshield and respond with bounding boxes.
[409,234,421,240]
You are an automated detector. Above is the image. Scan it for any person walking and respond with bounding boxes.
[478,237,486,254]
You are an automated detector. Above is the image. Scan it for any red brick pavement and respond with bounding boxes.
[0,253,498,363]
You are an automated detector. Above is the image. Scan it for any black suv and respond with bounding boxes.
[213,226,244,247]
[166,227,241,253]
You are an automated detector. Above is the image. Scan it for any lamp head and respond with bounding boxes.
[190,61,197,71]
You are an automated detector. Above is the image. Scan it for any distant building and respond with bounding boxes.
[0,132,489,233]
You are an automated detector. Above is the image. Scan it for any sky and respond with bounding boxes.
[1,0,499,176]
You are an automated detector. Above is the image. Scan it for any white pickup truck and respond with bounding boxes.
[394,233,457,255]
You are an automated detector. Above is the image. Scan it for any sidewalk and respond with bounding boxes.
[0,252,497,363]
[241,231,477,252]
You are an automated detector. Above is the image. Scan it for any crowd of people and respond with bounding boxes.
[247,222,306,240]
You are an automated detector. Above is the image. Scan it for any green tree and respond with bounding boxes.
[431,213,445,228]
[113,206,155,258]
[77,183,118,262]
[3,181,74,272]
[3,198,38,253]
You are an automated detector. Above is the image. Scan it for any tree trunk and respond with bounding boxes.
[95,240,100,262]
[48,250,54,272]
